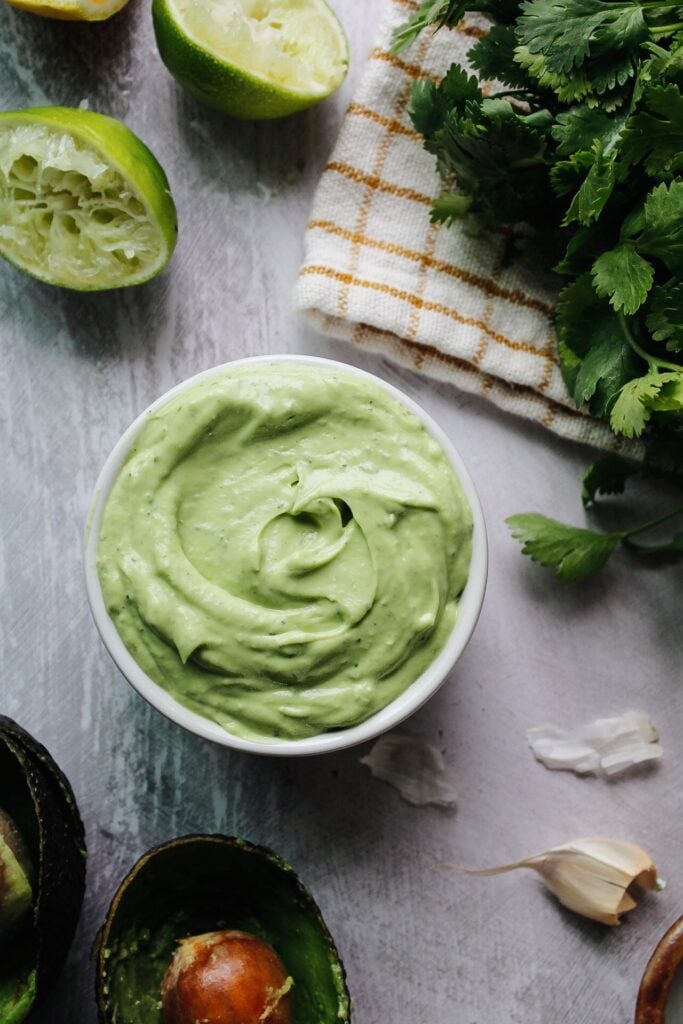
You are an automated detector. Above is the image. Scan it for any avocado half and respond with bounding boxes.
[94,834,351,1023]
[0,716,86,1022]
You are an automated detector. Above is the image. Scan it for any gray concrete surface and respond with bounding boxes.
[1,2,682,1020]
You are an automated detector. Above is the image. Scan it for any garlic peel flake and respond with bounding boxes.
[527,710,662,777]
[359,733,457,807]
[444,838,661,926]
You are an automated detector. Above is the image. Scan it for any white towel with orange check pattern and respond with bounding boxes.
[295,0,624,451]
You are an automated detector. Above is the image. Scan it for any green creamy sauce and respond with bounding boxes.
[97,363,473,740]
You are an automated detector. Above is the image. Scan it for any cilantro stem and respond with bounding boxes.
[617,312,683,373]
[621,504,683,538]
[640,0,683,9]
[625,536,682,555]
[651,22,683,34]
[618,313,657,368]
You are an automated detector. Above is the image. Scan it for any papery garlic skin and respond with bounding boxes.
[445,837,661,927]
[527,711,662,778]
[360,733,457,807]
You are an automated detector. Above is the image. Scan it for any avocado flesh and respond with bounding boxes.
[0,750,39,1024]
[0,718,86,1022]
[98,836,350,1024]
[0,971,37,1024]
[0,822,35,1024]
[0,832,32,939]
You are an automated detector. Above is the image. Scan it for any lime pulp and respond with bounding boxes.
[0,108,177,291]
[152,0,349,120]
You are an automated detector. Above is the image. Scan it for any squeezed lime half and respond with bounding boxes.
[152,0,349,120]
[0,108,177,291]
[2,0,129,21]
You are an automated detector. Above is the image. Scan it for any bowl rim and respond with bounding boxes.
[635,913,683,1024]
[84,353,488,756]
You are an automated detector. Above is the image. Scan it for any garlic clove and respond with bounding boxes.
[445,837,661,926]
[560,838,660,891]
[526,845,638,925]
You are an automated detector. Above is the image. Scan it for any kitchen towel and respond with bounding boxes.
[295,0,624,451]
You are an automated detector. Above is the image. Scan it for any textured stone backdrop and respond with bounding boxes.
[1,2,681,1021]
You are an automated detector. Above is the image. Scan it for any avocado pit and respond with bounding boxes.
[161,930,293,1024]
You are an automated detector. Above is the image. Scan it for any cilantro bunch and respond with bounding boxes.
[394,0,683,579]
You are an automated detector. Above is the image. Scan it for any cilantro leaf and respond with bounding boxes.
[515,45,593,103]
[584,47,640,96]
[573,332,636,408]
[556,222,608,274]
[609,371,682,436]
[517,0,648,77]
[646,283,683,353]
[631,181,683,276]
[552,106,626,156]
[469,25,533,89]
[609,375,659,436]
[638,39,683,86]
[557,332,583,392]
[411,72,558,227]
[621,84,683,176]
[391,0,465,53]
[647,375,683,412]
[410,65,482,138]
[591,243,654,314]
[555,275,643,414]
[506,513,620,579]
[515,0,644,108]
[563,141,616,225]
[550,149,594,198]
[581,454,639,505]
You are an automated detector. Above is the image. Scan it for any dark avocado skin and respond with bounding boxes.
[0,717,86,1020]
[95,835,351,1024]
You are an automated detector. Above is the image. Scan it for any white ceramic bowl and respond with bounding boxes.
[85,355,487,756]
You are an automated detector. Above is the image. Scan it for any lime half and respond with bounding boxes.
[0,108,177,291]
[152,0,349,120]
[3,0,129,21]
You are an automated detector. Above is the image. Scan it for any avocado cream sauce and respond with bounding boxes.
[97,363,473,741]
